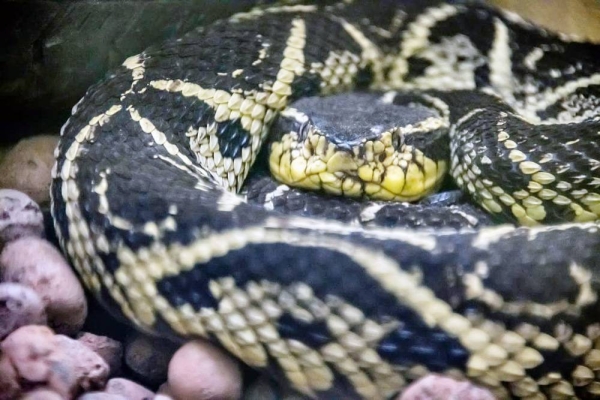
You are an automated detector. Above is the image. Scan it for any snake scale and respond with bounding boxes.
[51,0,600,398]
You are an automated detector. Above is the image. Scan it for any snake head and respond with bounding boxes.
[269,92,449,202]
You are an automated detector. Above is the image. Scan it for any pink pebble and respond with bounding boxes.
[0,282,46,339]
[1,237,87,335]
[105,377,154,400]
[168,340,241,400]
[78,332,123,376]
[0,325,109,399]
[398,375,495,400]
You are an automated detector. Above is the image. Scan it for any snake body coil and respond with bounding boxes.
[51,1,600,398]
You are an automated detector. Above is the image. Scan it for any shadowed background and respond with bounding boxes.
[1,0,599,140]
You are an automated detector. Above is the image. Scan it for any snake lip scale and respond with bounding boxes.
[51,1,600,399]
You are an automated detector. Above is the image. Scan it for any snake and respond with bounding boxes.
[49,0,600,398]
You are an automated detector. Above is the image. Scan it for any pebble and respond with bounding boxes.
[0,236,87,335]
[155,383,175,400]
[153,395,175,400]
[124,333,178,386]
[0,135,59,206]
[0,346,20,400]
[77,393,128,400]
[156,383,172,394]
[105,377,155,400]
[0,189,44,248]
[398,375,496,400]
[20,388,64,400]
[168,340,242,400]
[0,282,47,339]
[78,332,123,377]
[0,325,109,399]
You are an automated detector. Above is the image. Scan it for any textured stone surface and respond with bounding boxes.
[0,282,47,339]
[0,325,109,399]
[78,332,124,377]
[0,189,44,248]
[1,236,87,335]
[105,378,155,400]
[124,333,178,386]
[0,136,59,206]
[398,375,495,400]
[168,340,242,400]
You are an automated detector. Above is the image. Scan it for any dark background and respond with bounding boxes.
[0,0,264,141]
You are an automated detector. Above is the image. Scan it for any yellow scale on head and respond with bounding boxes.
[269,93,450,202]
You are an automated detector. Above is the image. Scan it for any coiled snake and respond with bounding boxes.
[51,1,600,398]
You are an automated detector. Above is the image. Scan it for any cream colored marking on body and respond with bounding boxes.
[523,47,544,70]
[448,207,480,226]
[217,191,245,212]
[94,173,134,231]
[527,74,600,123]
[471,225,521,251]
[128,106,214,183]
[488,18,515,104]
[359,203,385,223]
[146,18,307,192]
[389,4,461,84]
[155,155,212,192]
[380,90,398,104]
[264,216,438,251]
[463,272,593,320]
[570,262,598,308]
[279,107,309,124]
[229,4,317,23]
[453,108,486,129]
[120,54,146,100]
[205,279,335,397]
[52,105,140,326]
[112,222,549,396]
[310,50,362,92]
[262,184,291,211]
[332,16,385,83]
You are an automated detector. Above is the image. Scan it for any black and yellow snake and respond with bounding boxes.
[50,1,600,398]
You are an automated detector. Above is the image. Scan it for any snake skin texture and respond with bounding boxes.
[244,169,495,229]
[51,1,600,398]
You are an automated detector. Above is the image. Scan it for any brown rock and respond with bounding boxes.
[124,333,178,386]
[0,282,47,339]
[105,378,154,400]
[1,325,109,399]
[0,135,59,206]
[1,237,87,334]
[168,340,242,400]
[398,375,495,400]
[77,332,123,376]
[0,189,44,248]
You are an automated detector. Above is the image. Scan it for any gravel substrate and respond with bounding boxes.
[0,136,495,399]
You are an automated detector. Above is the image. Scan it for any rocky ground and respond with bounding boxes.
[0,135,495,399]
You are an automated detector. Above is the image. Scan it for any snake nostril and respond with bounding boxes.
[392,130,404,149]
[298,119,311,140]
